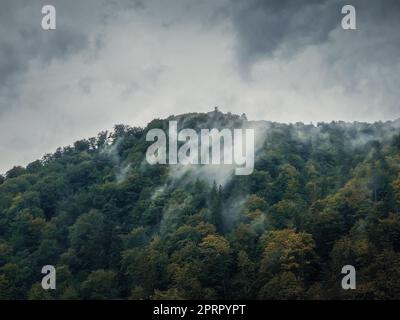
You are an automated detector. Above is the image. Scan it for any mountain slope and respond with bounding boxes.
[1,110,400,299]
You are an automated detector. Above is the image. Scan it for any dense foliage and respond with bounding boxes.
[1,110,400,300]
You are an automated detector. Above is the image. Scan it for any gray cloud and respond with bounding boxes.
[1,1,85,89]
[230,0,338,64]
[228,0,400,121]
[0,0,145,102]
[231,0,400,65]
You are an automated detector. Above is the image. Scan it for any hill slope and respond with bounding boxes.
[1,110,400,299]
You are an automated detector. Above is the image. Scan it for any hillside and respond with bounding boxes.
[1,110,400,299]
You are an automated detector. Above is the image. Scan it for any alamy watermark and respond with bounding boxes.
[341,265,356,290]
[41,4,356,32]
[41,5,56,30]
[41,265,56,290]
[145,121,255,175]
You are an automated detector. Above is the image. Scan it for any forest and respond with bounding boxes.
[1,109,400,300]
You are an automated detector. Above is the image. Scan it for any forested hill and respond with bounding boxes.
[1,110,400,299]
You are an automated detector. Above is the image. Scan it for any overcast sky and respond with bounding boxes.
[0,0,399,173]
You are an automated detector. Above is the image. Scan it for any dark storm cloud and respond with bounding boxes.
[230,0,337,63]
[230,0,400,64]
[0,1,84,89]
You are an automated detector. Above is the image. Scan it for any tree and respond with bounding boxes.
[258,272,304,300]
[364,250,400,299]
[27,283,54,300]
[198,234,232,297]
[6,166,26,179]
[268,200,302,229]
[392,175,400,213]
[122,236,168,297]
[368,214,400,251]
[0,275,12,299]
[209,182,223,232]
[229,250,257,298]
[69,210,106,270]
[259,229,317,286]
[80,270,118,299]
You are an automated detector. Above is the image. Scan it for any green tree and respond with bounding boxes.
[80,269,118,299]
[69,210,106,270]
